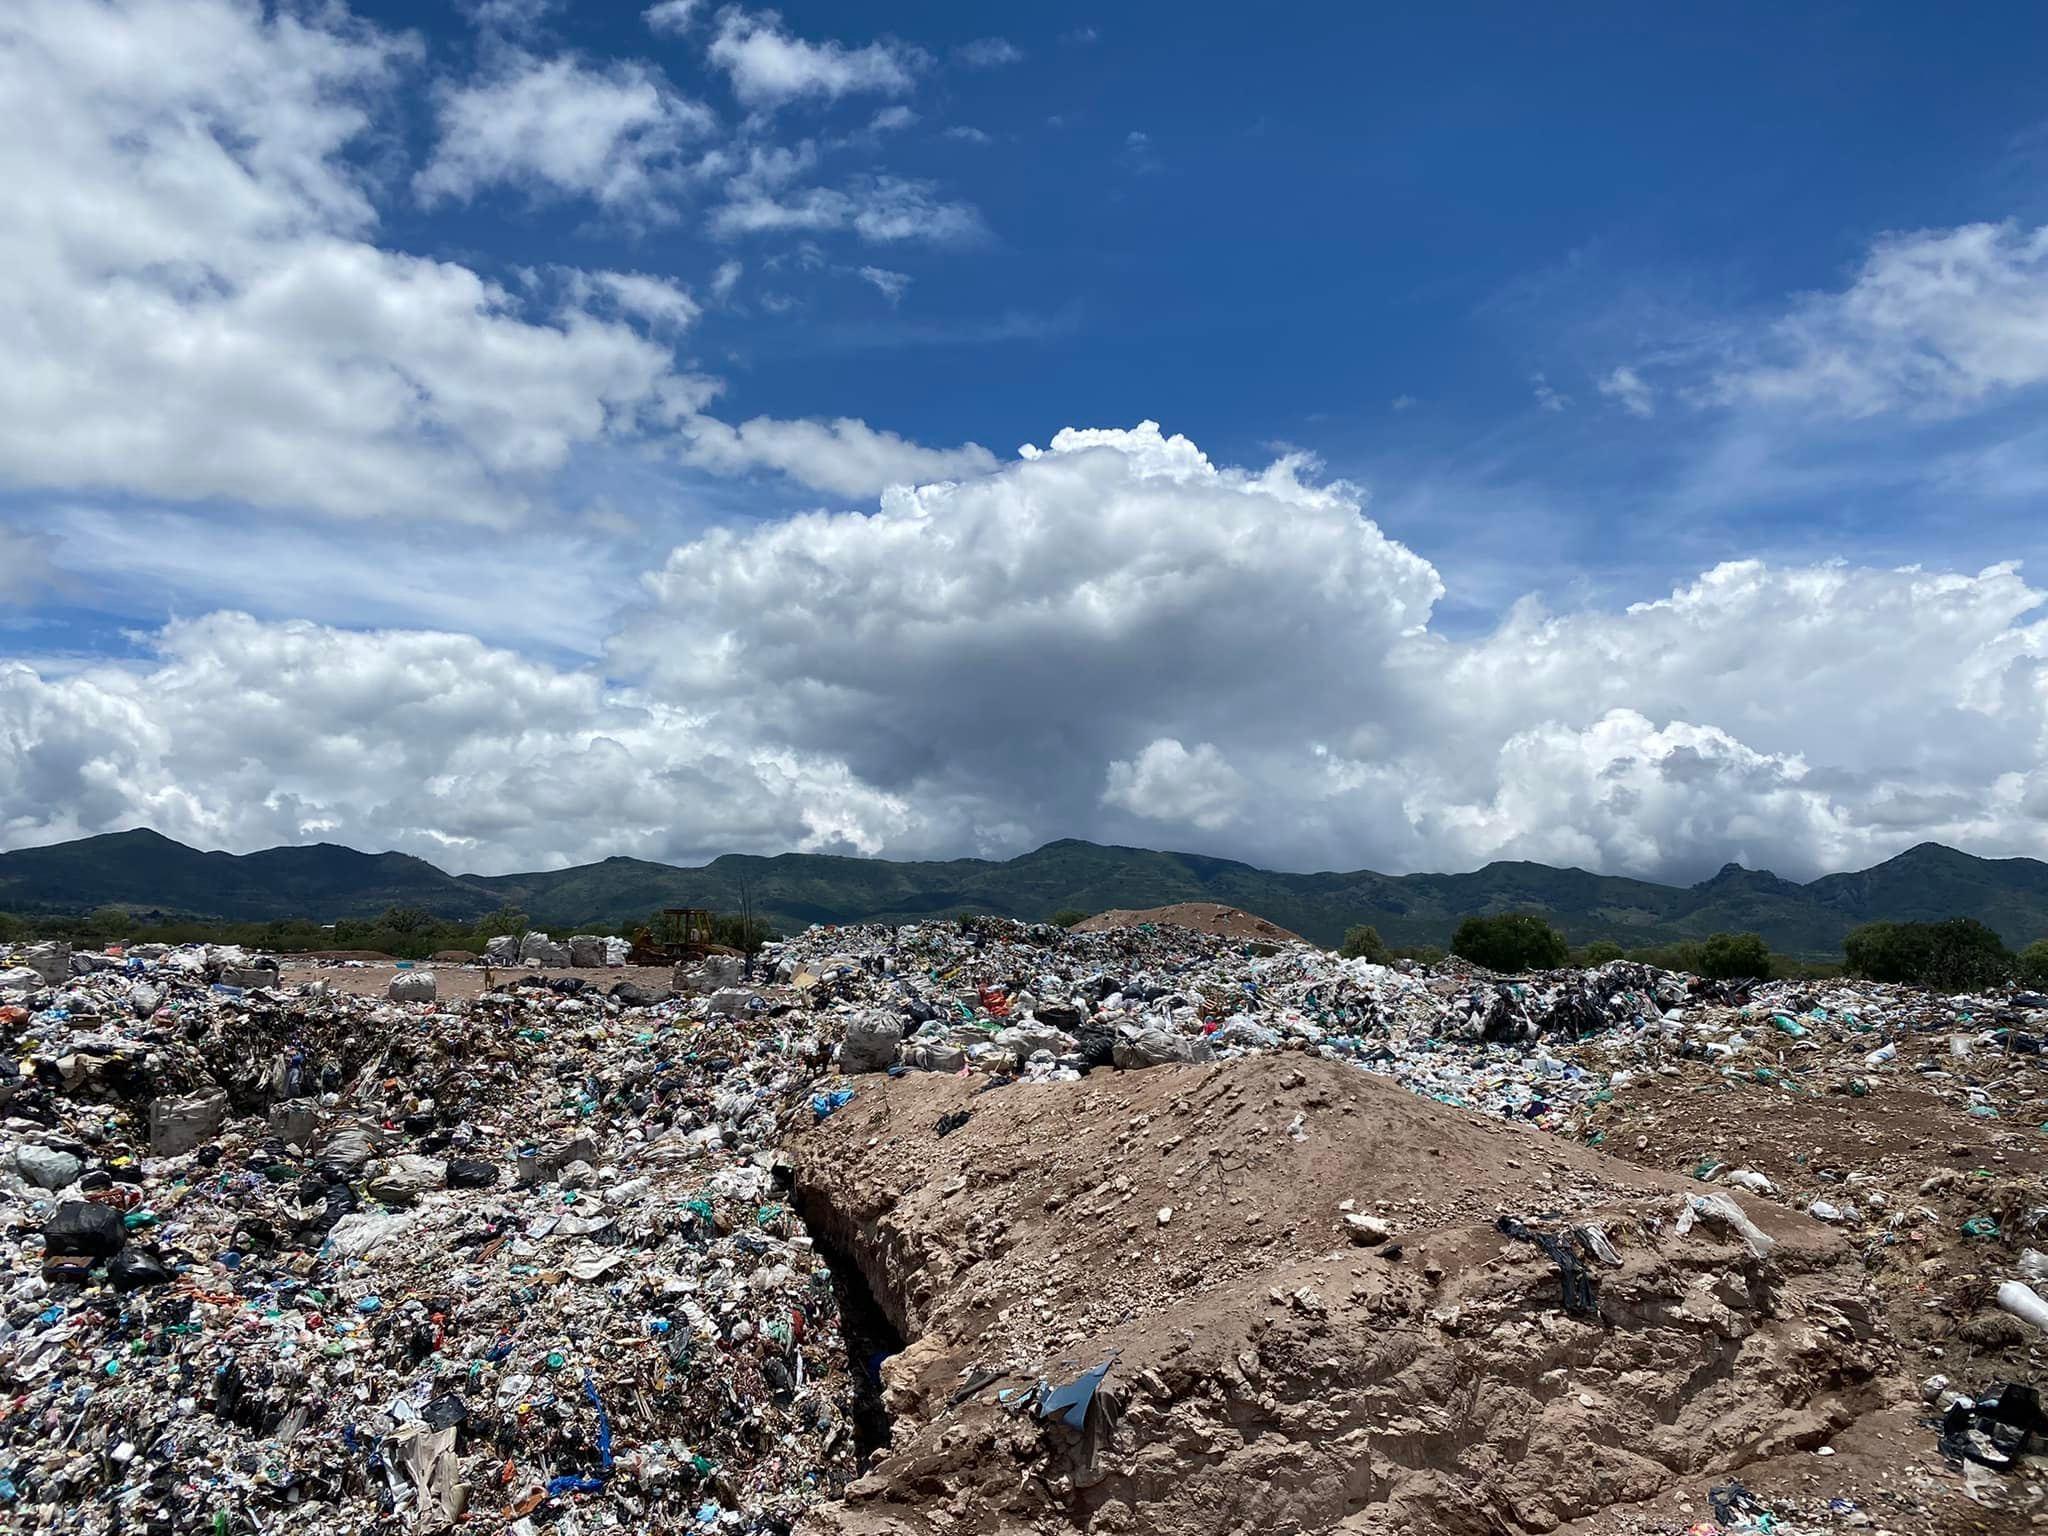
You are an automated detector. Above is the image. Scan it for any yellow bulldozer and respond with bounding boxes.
[625,908,743,967]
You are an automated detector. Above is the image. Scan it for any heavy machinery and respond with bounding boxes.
[625,907,741,967]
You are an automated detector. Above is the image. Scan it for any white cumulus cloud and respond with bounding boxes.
[856,265,910,304]
[677,415,997,496]
[642,0,700,35]
[571,269,702,331]
[0,613,913,868]
[0,0,717,526]
[4,427,2047,879]
[954,38,1022,69]
[1103,740,1246,830]
[415,51,716,212]
[1598,365,1655,417]
[707,7,923,110]
[712,174,984,244]
[1715,221,2048,417]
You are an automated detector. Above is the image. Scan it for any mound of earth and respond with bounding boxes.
[787,1054,1896,1536]
[1071,902,1303,943]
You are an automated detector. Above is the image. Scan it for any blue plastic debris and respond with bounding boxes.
[547,1475,606,1496]
[1036,1353,1117,1428]
[585,1374,614,1469]
[811,1088,856,1120]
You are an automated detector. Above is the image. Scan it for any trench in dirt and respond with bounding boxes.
[785,1177,905,1471]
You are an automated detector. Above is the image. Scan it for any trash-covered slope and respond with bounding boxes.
[1,941,868,1533]
[788,1056,1889,1536]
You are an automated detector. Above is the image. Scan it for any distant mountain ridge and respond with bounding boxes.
[4,828,2047,957]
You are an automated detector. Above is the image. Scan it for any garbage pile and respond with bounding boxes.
[1,943,873,1534]
[477,932,631,968]
[764,919,2048,1140]
[760,922,1727,1126]
[7,915,2048,1534]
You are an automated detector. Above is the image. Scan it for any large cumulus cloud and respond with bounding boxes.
[614,422,1441,848]
[3,425,2044,879]
[0,614,913,870]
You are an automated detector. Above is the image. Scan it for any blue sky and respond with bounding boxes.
[368,2,2048,625]
[2,0,2046,880]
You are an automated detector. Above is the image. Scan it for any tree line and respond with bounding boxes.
[1342,911,2048,986]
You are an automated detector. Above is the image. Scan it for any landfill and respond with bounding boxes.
[5,918,2048,1534]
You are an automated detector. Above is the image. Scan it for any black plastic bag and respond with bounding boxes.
[108,1249,171,1290]
[447,1158,499,1189]
[44,1200,125,1258]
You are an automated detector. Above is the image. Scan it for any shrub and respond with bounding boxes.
[1845,917,2014,990]
[1576,940,1624,968]
[1451,911,1568,973]
[2022,939,2048,988]
[1339,924,1392,963]
[1697,931,1772,980]
[1049,908,1089,929]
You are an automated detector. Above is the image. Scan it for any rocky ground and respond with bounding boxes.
[787,1057,1976,1536]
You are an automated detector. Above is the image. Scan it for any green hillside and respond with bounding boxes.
[0,828,498,923]
[5,830,2048,957]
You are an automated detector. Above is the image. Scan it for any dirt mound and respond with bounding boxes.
[1071,902,1303,943]
[788,1055,1894,1536]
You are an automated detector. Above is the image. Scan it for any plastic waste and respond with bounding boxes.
[1998,1281,2048,1331]
[1675,1192,1776,1259]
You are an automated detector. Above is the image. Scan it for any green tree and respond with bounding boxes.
[1049,908,1090,929]
[1451,911,1568,973]
[1843,921,1932,982]
[710,912,774,954]
[1845,917,2014,989]
[473,904,530,940]
[378,905,435,936]
[1697,931,1772,980]
[2021,939,2048,988]
[87,905,134,938]
[1339,924,1392,963]
[1923,917,2016,990]
[1576,939,1624,968]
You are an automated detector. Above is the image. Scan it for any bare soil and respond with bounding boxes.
[786,1054,1961,1536]
[1072,902,1304,944]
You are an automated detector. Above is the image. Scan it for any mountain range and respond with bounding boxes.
[5,828,2048,957]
